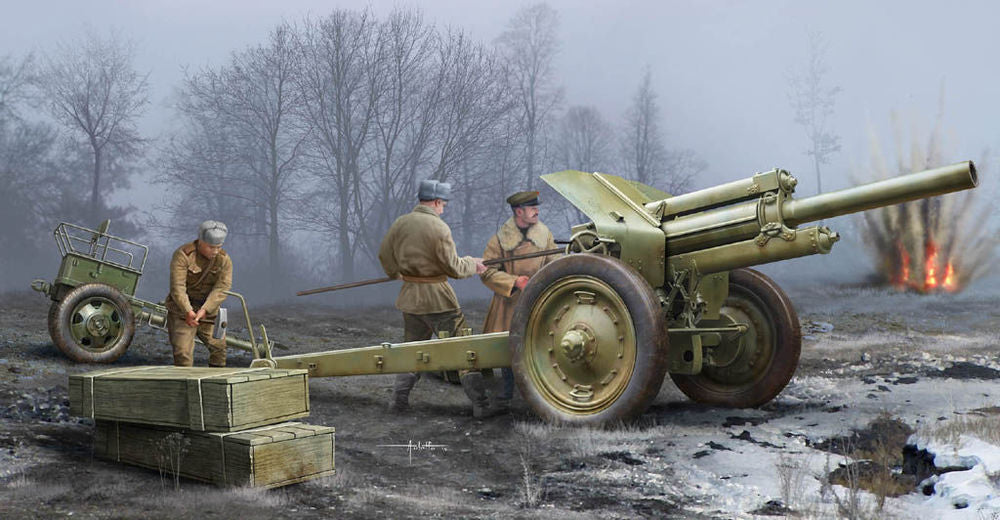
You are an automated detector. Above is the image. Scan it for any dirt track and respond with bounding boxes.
[1,279,999,519]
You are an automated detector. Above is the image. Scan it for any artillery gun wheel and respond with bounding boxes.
[670,268,800,408]
[48,283,135,363]
[509,254,669,425]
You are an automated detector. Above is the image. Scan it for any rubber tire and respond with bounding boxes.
[670,268,801,408]
[48,283,135,363]
[509,254,669,426]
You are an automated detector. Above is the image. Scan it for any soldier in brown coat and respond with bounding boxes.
[165,220,233,367]
[480,191,559,412]
[378,180,489,415]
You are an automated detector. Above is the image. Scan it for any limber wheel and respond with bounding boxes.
[670,268,801,408]
[509,254,669,425]
[48,283,135,363]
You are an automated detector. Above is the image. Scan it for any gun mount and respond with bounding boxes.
[253,161,977,426]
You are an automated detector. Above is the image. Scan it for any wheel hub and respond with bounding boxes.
[559,325,596,363]
[86,315,110,336]
[701,293,770,385]
[69,298,124,351]
[524,277,637,414]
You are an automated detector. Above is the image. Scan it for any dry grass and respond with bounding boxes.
[977,508,1000,520]
[346,485,496,516]
[921,414,1000,446]
[130,486,290,520]
[775,452,811,510]
[1,472,73,503]
[821,452,886,520]
[814,413,918,519]
[514,419,668,460]
[226,485,291,508]
[301,467,353,491]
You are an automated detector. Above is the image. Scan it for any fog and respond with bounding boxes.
[2,0,997,306]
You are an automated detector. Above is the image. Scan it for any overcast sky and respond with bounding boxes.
[3,0,997,193]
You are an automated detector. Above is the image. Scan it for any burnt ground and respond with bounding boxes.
[1,279,999,519]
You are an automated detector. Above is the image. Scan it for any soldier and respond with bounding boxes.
[480,190,559,413]
[378,180,489,416]
[165,220,233,367]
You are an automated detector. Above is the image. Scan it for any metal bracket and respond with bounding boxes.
[755,192,796,246]
[569,384,594,402]
[574,291,596,305]
[466,350,477,368]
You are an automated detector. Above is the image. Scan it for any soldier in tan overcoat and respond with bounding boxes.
[480,191,559,412]
[378,179,489,415]
[165,220,233,367]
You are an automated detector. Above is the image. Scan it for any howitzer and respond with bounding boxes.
[250,161,977,426]
[30,220,282,363]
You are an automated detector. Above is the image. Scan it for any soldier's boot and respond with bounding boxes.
[493,367,515,414]
[460,371,499,419]
[493,397,512,415]
[389,372,418,412]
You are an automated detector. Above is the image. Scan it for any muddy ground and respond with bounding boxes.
[1,278,999,519]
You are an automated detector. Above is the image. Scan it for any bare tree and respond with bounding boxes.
[173,23,309,288]
[296,9,381,280]
[620,67,665,187]
[157,106,258,237]
[0,54,35,120]
[354,8,441,261]
[788,31,841,198]
[618,66,700,194]
[549,105,614,229]
[0,53,62,288]
[430,29,515,253]
[659,148,704,195]
[555,105,614,173]
[39,29,149,221]
[495,2,563,189]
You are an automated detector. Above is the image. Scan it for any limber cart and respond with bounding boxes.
[34,161,977,426]
[31,220,276,364]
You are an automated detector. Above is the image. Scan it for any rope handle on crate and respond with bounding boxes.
[191,368,272,430]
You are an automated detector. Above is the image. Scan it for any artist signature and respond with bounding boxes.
[377,440,449,464]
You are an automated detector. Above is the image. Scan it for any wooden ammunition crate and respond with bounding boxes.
[70,366,310,431]
[95,420,335,488]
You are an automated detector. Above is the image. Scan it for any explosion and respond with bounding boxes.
[857,110,995,294]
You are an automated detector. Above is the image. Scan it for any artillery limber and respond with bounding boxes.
[269,161,978,425]
[31,220,276,363]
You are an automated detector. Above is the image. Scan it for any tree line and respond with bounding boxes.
[1,4,703,293]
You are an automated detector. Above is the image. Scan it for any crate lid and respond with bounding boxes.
[71,366,307,383]
[216,422,334,446]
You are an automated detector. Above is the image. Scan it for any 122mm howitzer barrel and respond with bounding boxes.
[546,161,978,285]
[659,161,977,254]
[657,161,977,276]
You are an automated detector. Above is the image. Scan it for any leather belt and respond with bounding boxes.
[400,274,448,284]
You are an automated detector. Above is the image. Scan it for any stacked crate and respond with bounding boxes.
[69,366,334,489]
